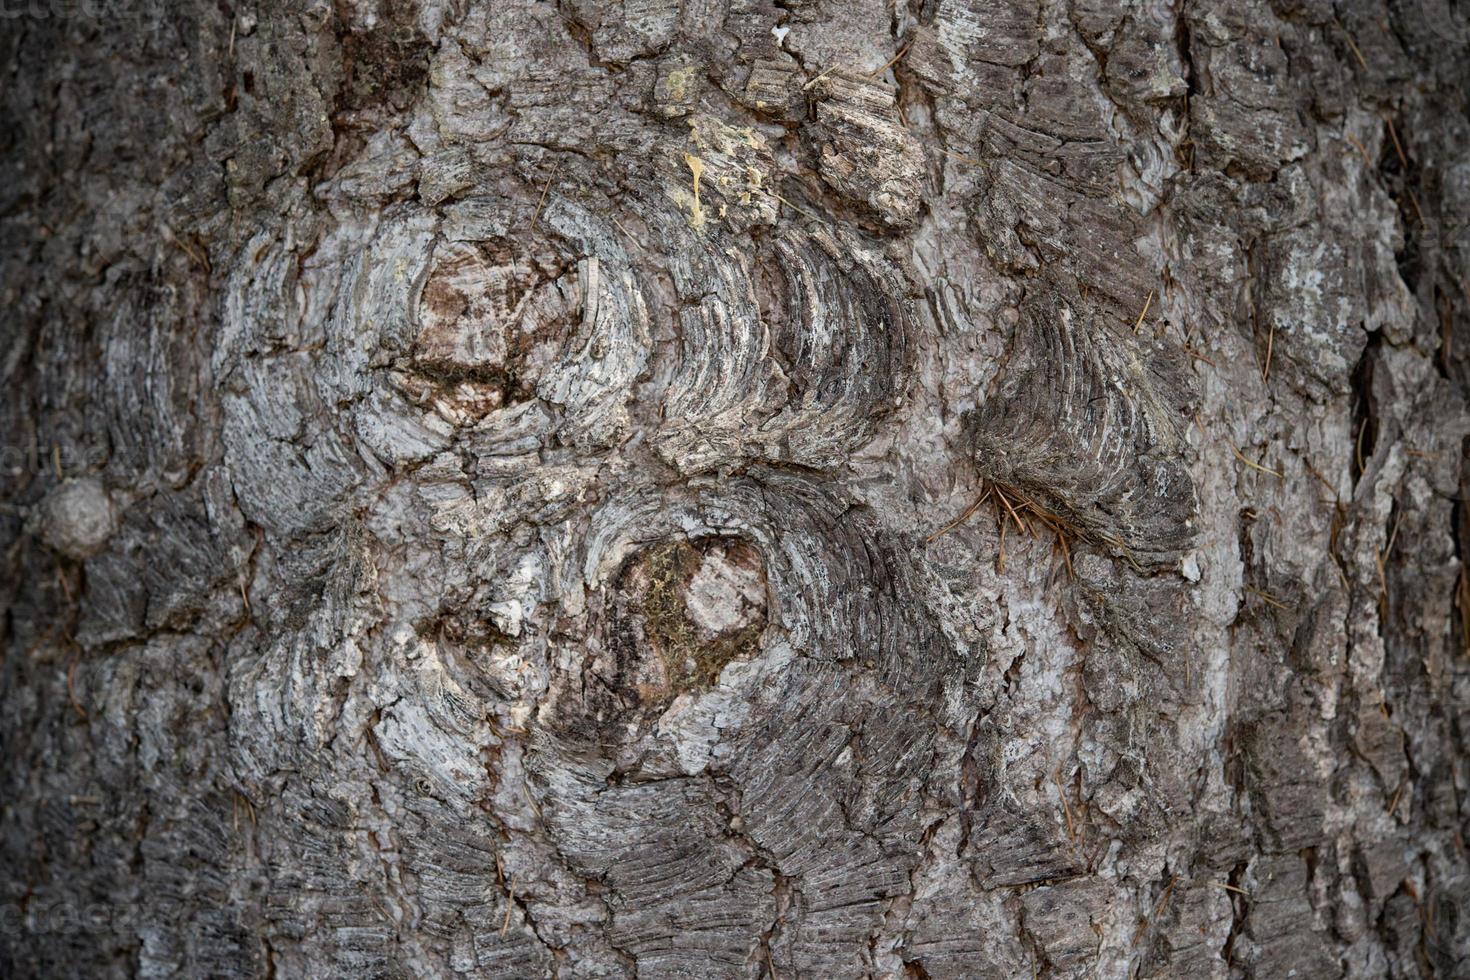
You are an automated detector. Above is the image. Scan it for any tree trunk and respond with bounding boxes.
[3,0,1469,976]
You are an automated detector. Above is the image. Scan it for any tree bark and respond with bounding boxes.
[2,0,1469,976]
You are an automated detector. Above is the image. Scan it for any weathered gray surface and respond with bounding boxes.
[2,0,1468,976]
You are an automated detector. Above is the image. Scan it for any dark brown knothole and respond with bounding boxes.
[406,237,579,415]
[613,536,768,699]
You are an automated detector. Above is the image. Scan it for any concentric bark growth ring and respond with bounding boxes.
[755,227,912,418]
[403,237,580,418]
[647,206,916,471]
[966,297,1197,567]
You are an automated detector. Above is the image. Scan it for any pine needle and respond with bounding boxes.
[1344,133,1374,168]
[1406,187,1426,225]
[927,486,993,542]
[1054,528,1074,578]
[1229,443,1282,478]
[802,63,841,91]
[1055,768,1077,840]
[1302,457,1341,504]
[940,148,983,166]
[1244,585,1290,610]
[1133,289,1153,334]
[522,783,542,818]
[1152,875,1179,920]
[1384,508,1403,560]
[767,191,823,223]
[1384,116,1408,167]
[501,876,517,937]
[933,480,1082,577]
[1457,569,1470,658]
[993,485,1032,534]
[1341,25,1369,71]
[1012,492,1077,579]
[868,43,910,78]
[996,514,1007,575]
[529,167,558,233]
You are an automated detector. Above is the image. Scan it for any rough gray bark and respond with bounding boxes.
[2,0,1469,976]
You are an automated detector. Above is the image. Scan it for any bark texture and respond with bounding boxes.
[2,0,1470,977]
